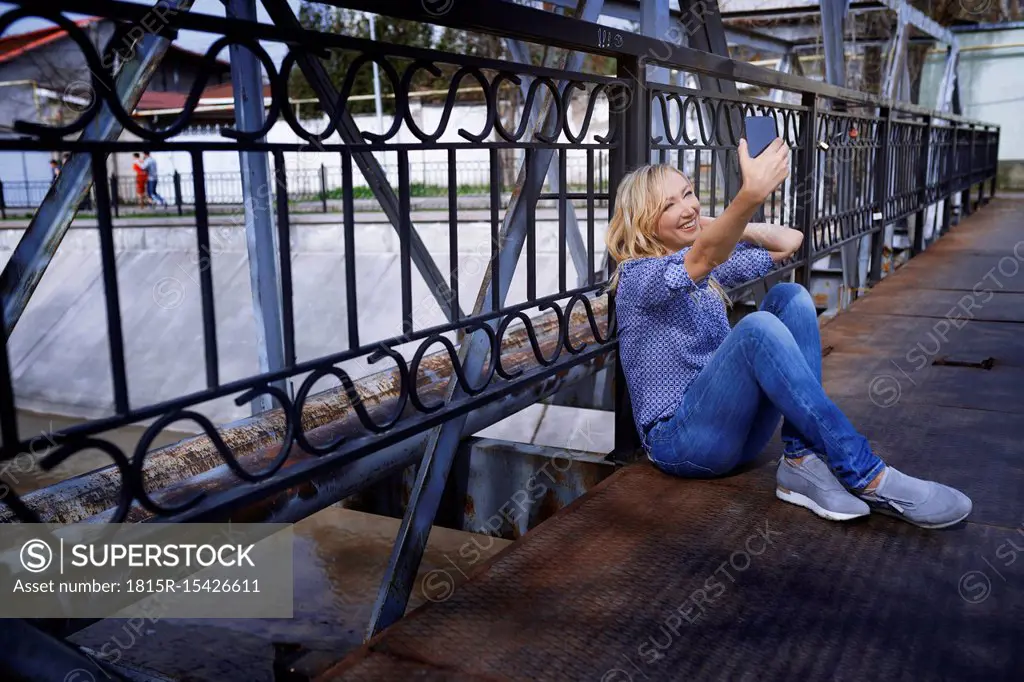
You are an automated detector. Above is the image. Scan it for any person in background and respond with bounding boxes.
[132,152,149,208]
[142,151,166,207]
[50,159,61,180]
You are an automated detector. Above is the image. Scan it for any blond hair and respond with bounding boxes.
[604,164,730,306]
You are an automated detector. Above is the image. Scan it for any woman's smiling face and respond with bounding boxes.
[655,171,702,251]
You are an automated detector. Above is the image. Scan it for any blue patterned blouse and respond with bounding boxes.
[615,242,776,450]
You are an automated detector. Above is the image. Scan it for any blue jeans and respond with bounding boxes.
[147,178,165,205]
[646,282,885,491]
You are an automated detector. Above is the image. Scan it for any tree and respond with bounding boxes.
[287,2,615,185]
[288,4,437,116]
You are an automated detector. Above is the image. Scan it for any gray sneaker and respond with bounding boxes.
[776,455,871,521]
[856,466,972,529]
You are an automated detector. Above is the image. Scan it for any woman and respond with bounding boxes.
[132,152,150,208]
[607,138,971,529]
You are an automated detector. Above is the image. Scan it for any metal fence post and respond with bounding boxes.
[941,121,954,236]
[0,181,6,220]
[794,92,818,289]
[173,171,183,216]
[110,173,119,218]
[990,127,999,200]
[611,53,647,460]
[961,124,974,217]
[912,115,931,256]
[320,163,328,213]
[869,106,891,284]
[977,132,986,207]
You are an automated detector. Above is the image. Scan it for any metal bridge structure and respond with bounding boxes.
[0,0,1006,680]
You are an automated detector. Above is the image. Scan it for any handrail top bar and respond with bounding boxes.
[331,0,993,129]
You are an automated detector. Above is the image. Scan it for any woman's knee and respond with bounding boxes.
[733,310,798,353]
[734,310,788,337]
[761,282,814,316]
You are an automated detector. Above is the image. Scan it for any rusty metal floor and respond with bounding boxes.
[317,199,1024,681]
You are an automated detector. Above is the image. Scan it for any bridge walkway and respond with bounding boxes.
[329,198,1024,680]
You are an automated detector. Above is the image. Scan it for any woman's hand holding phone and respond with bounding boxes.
[737,137,790,204]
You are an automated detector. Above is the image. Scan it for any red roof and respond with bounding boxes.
[0,17,230,69]
[0,17,101,65]
[135,82,272,113]
[136,90,189,111]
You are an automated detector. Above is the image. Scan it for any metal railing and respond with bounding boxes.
[0,0,1000,663]
[0,156,612,215]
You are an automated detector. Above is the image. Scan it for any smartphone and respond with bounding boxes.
[744,115,779,157]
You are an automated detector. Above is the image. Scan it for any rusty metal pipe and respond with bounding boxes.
[1,298,610,525]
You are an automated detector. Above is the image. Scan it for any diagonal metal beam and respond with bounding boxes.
[882,6,909,100]
[259,0,463,322]
[771,52,796,103]
[873,0,956,46]
[936,46,959,113]
[366,0,606,638]
[0,0,196,336]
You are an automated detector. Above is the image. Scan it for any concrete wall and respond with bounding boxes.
[0,217,610,429]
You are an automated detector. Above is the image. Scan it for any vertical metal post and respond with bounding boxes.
[91,154,130,415]
[990,127,999,199]
[173,170,183,216]
[949,121,960,225]
[794,93,818,289]
[612,54,646,459]
[869,106,890,284]
[320,163,328,213]
[977,129,986,205]
[912,116,931,256]
[640,0,670,150]
[961,124,975,217]
[110,173,119,218]
[225,0,286,414]
[0,181,5,220]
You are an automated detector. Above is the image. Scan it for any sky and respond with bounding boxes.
[0,0,310,68]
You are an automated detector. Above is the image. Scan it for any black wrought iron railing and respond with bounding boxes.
[0,0,1001,655]
[0,0,1001,522]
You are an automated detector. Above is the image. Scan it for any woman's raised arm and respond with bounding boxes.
[684,138,790,281]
